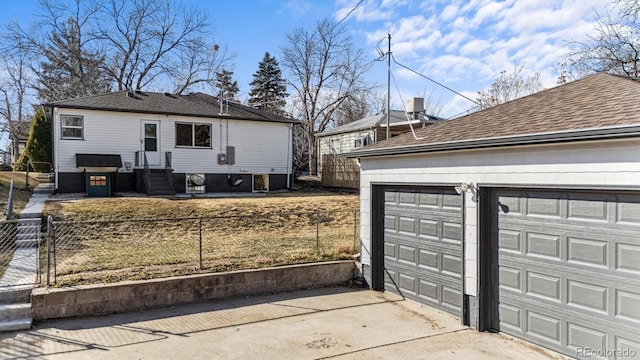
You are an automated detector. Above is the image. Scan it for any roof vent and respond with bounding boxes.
[163,92,175,98]
[126,91,134,98]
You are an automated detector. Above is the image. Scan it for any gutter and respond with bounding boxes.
[345,125,640,158]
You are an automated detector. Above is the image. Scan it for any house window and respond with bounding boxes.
[253,174,269,192]
[89,175,107,186]
[354,135,369,149]
[61,115,84,139]
[176,123,211,148]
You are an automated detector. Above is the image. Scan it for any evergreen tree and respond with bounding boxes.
[36,17,110,102]
[215,69,240,101]
[14,108,52,172]
[248,52,289,116]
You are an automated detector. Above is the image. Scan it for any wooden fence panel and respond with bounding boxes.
[321,155,359,189]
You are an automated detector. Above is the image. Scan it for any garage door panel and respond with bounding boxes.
[567,237,608,268]
[567,323,608,353]
[494,190,640,359]
[616,200,640,225]
[616,337,640,359]
[525,270,561,302]
[617,242,640,274]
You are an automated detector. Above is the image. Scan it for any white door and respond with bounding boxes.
[141,121,161,166]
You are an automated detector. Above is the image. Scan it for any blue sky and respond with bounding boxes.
[1,0,613,119]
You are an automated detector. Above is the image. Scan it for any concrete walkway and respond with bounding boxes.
[0,193,49,287]
[0,287,568,360]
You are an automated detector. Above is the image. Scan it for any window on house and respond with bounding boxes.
[89,175,107,186]
[176,123,211,148]
[354,138,363,149]
[253,174,269,192]
[61,115,84,139]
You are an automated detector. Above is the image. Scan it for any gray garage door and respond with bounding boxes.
[384,188,463,317]
[495,190,640,359]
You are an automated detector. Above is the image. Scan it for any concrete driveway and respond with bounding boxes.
[0,287,568,360]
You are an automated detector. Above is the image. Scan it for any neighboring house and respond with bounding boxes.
[43,91,295,196]
[347,73,640,359]
[0,149,9,165]
[8,121,30,165]
[316,97,442,176]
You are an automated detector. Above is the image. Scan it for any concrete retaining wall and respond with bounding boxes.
[32,261,356,321]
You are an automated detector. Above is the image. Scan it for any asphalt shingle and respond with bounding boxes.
[45,91,296,123]
[358,73,640,152]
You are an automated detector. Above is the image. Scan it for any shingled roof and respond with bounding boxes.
[349,73,640,157]
[45,91,296,123]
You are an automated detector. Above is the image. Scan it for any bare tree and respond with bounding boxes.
[0,47,34,164]
[96,0,226,93]
[561,0,640,80]
[476,64,543,109]
[281,19,373,175]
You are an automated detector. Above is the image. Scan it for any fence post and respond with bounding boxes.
[46,215,52,286]
[315,210,319,252]
[199,217,203,270]
[353,209,357,253]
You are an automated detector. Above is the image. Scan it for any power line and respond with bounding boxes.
[334,0,364,29]
[391,54,481,107]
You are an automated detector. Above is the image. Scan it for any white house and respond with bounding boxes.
[348,73,640,359]
[316,98,442,176]
[44,91,295,196]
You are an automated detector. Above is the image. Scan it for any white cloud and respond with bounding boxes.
[356,0,619,114]
[459,39,491,55]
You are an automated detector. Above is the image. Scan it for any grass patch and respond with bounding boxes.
[0,171,38,218]
[44,191,361,286]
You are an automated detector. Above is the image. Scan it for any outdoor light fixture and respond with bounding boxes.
[124,162,132,170]
[455,182,478,201]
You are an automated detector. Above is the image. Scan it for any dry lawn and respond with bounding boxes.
[43,191,361,286]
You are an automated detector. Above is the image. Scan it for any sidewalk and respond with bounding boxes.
[0,287,568,360]
[0,193,49,287]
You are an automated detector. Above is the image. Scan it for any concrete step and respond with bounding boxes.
[34,185,55,195]
[15,239,39,248]
[0,303,31,322]
[0,317,32,331]
[0,286,31,304]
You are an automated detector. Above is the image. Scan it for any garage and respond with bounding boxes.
[484,189,640,358]
[380,187,463,318]
[351,73,640,358]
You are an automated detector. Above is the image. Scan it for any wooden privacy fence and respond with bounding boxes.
[321,154,359,189]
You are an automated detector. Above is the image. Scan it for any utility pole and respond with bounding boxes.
[386,34,391,140]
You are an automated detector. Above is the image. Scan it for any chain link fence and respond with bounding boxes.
[0,219,42,287]
[47,209,360,286]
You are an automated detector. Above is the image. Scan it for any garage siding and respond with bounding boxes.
[493,190,640,358]
[383,188,464,317]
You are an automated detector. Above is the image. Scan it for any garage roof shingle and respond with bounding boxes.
[352,73,640,155]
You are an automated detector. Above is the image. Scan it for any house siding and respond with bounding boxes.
[358,139,640,297]
[318,130,374,174]
[53,108,292,193]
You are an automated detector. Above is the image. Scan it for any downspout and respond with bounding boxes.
[47,106,59,192]
[287,123,292,188]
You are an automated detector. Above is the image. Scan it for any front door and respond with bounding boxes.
[142,121,160,166]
